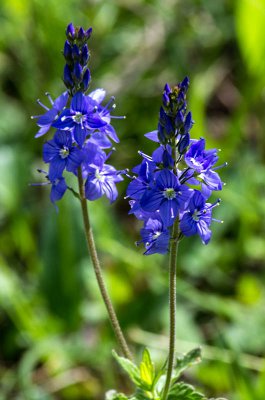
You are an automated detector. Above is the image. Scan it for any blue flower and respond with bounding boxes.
[180,190,220,244]
[50,176,68,205]
[43,130,83,180]
[85,165,123,203]
[32,92,69,138]
[32,170,68,209]
[140,169,192,228]
[52,92,107,146]
[184,138,222,191]
[88,89,122,144]
[139,217,170,255]
[84,151,123,203]
[126,159,156,201]
[128,200,159,221]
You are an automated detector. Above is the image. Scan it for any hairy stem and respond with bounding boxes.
[77,168,132,360]
[162,220,179,400]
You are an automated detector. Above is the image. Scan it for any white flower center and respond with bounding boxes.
[152,231,161,240]
[192,209,200,221]
[163,188,176,200]
[95,170,103,181]
[59,146,69,159]
[73,112,85,124]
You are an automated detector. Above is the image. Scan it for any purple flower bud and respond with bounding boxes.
[180,76,189,92]
[81,44,89,66]
[81,68,91,91]
[157,122,167,144]
[178,133,190,154]
[63,64,74,89]
[175,110,184,128]
[86,27,93,40]
[164,83,171,95]
[72,44,80,61]
[78,27,85,41]
[63,41,72,62]
[184,111,193,133]
[163,92,170,106]
[73,62,82,81]
[66,23,75,40]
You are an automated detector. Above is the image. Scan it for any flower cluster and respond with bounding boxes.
[63,23,92,95]
[126,78,225,254]
[32,23,124,206]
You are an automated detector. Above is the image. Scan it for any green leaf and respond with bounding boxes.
[112,351,142,386]
[168,382,206,400]
[174,348,202,378]
[130,388,153,400]
[105,390,129,400]
[139,348,155,390]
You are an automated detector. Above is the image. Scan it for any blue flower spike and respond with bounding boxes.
[126,78,226,254]
[32,23,125,207]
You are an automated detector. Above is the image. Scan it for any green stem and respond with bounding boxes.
[77,168,133,360]
[162,221,179,400]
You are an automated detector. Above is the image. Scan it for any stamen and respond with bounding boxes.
[37,168,48,174]
[102,96,115,112]
[212,218,224,223]
[111,115,126,119]
[212,162,228,171]
[138,151,153,161]
[45,92,54,105]
[208,198,221,210]
[29,182,50,186]
[36,99,49,111]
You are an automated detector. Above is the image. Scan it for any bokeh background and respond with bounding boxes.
[1,0,265,399]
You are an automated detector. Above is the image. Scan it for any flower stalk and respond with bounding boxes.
[162,220,179,400]
[77,168,132,360]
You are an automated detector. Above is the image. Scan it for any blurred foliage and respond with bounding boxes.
[0,0,265,399]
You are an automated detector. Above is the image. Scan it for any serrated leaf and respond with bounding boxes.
[174,348,202,378]
[112,350,142,386]
[139,348,155,389]
[168,382,206,400]
[105,390,129,400]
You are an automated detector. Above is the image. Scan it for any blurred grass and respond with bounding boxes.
[0,0,265,399]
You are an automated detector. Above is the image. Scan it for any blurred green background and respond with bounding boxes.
[1,0,265,399]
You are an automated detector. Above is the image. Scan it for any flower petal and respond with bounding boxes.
[48,158,66,180]
[71,92,88,113]
[141,189,162,212]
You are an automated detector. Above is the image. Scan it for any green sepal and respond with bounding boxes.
[168,381,206,400]
[112,350,142,387]
[174,347,202,378]
[139,348,155,390]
